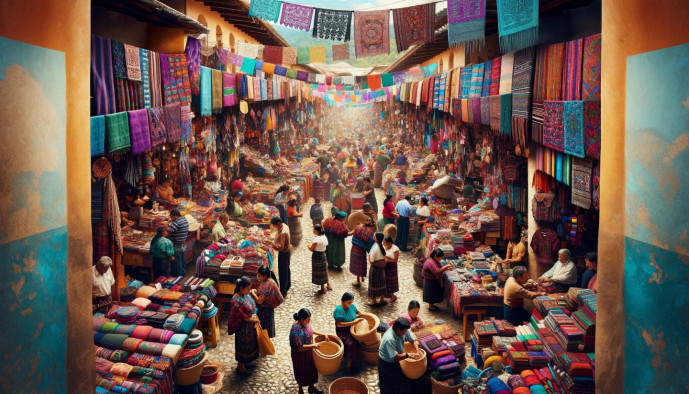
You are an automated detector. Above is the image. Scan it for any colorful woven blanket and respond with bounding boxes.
[496,0,539,53]
[582,34,601,101]
[105,112,131,154]
[127,109,151,154]
[543,101,564,152]
[563,100,584,157]
[393,3,436,52]
[354,10,390,58]
[447,0,487,51]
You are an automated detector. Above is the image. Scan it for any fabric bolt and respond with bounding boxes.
[105,112,131,154]
[313,9,352,41]
[447,0,487,50]
[563,100,584,157]
[562,38,584,100]
[91,116,106,157]
[582,34,601,101]
[354,10,390,58]
[127,109,151,154]
[309,46,326,63]
[496,0,539,53]
[248,0,282,22]
[332,43,350,61]
[185,36,201,96]
[392,3,436,52]
[111,41,127,79]
[500,93,512,136]
[91,35,116,115]
[222,72,237,106]
[499,52,514,95]
[583,100,601,159]
[163,103,181,143]
[543,101,565,152]
[211,69,223,114]
[280,2,314,30]
[124,44,141,81]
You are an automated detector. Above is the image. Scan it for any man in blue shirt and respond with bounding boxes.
[166,209,189,276]
[394,195,412,252]
[378,318,420,394]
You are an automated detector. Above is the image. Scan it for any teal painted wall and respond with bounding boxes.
[0,36,68,392]
[624,42,689,392]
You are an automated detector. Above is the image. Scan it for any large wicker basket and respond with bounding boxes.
[330,377,369,394]
[399,343,427,380]
[361,347,379,365]
[313,334,344,375]
[175,352,208,386]
[430,377,462,394]
[350,313,380,346]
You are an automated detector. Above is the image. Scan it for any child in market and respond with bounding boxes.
[310,198,324,226]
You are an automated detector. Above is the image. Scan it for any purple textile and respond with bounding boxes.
[229,53,244,67]
[297,71,308,81]
[185,36,201,96]
[431,354,458,368]
[280,2,314,31]
[274,66,287,76]
[472,97,482,124]
[164,103,181,143]
[393,71,405,85]
[128,109,151,154]
[92,35,116,115]
[147,107,166,147]
[448,0,485,23]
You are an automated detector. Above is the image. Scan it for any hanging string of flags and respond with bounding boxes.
[246,0,539,58]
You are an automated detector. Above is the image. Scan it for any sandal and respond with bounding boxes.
[428,305,440,312]
[389,295,397,303]
[236,367,252,376]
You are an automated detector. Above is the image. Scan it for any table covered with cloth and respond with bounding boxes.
[445,270,503,316]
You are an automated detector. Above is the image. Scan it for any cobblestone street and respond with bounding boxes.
[206,190,466,393]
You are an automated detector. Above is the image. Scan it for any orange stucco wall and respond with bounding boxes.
[0,0,93,392]
[598,1,689,392]
[422,45,466,73]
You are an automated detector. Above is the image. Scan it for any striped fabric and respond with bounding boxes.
[139,48,151,108]
[562,38,583,100]
[91,35,116,115]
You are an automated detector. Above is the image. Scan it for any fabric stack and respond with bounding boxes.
[493,320,517,336]
[419,325,464,383]
[544,308,584,351]
[474,320,498,348]
[177,329,206,368]
[492,336,516,354]
[533,296,561,317]
[115,306,141,324]
[555,352,596,393]
[94,345,174,393]
[573,290,596,348]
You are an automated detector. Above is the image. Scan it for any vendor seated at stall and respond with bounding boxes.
[538,249,578,291]
[504,266,544,326]
[212,213,230,242]
[503,234,527,267]
[581,251,598,291]
[155,178,175,203]
[93,256,116,306]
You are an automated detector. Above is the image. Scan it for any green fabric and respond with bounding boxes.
[325,234,346,268]
[377,154,391,171]
[297,47,310,64]
[381,73,394,87]
[462,184,475,197]
[150,236,174,259]
[105,112,131,154]
[333,304,358,322]
[240,58,256,75]
[286,69,298,79]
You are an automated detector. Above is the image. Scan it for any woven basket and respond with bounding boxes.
[361,347,379,365]
[399,343,426,380]
[430,377,462,394]
[330,377,369,394]
[175,352,208,385]
[413,258,424,287]
[359,333,381,352]
[313,334,344,375]
[350,313,380,346]
[383,224,397,241]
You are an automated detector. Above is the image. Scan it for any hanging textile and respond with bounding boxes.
[309,46,326,63]
[185,36,201,96]
[531,45,547,144]
[582,34,601,101]
[164,103,181,143]
[496,0,539,53]
[381,73,394,88]
[500,93,512,136]
[223,72,237,107]
[179,150,192,199]
[160,54,191,105]
[571,157,593,209]
[282,47,297,65]
[296,71,308,81]
[139,48,151,108]
[461,99,469,123]
[469,63,484,97]
[472,97,482,124]
[147,107,166,148]
[562,38,583,100]
[124,44,142,81]
[91,115,106,157]
[584,100,601,160]
[149,51,163,107]
[105,112,131,154]
[313,9,352,41]
[563,100,584,158]
[274,66,287,76]
[592,164,600,210]
[212,69,223,114]
[543,101,564,152]
[447,0,487,51]
[332,43,350,61]
[460,67,471,99]
[240,57,256,75]
[248,0,282,22]
[217,48,229,70]
[392,3,436,53]
[103,173,123,254]
[91,35,116,116]
[237,42,260,59]
[367,74,382,92]
[262,61,276,74]
[181,105,192,143]
[354,10,390,58]
[481,60,492,97]
[480,96,490,126]
[499,52,514,95]
[297,47,310,64]
[200,66,212,117]
[111,41,127,79]
[545,43,566,100]
[489,57,501,96]
[489,95,501,132]
[263,45,283,64]
[128,109,151,154]
[280,2,314,30]
[511,47,535,147]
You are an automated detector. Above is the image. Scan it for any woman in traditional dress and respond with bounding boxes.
[422,249,453,312]
[388,300,424,330]
[322,211,352,271]
[350,219,375,286]
[332,182,351,216]
[225,191,245,225]
[251,266,283,339]
[333,292,364,373]
[228,276,260,375]
[381,194,397,226]
[308,224,332,294]
[383,236,400,303]
[287,198,303,247]
[368,232,388,306]
[274,185,290,224]
[290,308,327,394]
[362,202,378,231]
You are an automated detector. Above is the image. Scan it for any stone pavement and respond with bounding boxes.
[206,190,466,393]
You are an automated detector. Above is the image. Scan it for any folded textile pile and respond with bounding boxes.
[493,320,517,336]
[544,308,583,351]
[533,296,561,317]
[474,320,498,347]
[177,329,206,368]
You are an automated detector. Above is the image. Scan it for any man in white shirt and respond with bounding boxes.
[539,249,578,290]
[93,256,116,303]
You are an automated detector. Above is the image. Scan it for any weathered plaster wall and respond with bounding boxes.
[0,0,93,392]
[599,0,689,392]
